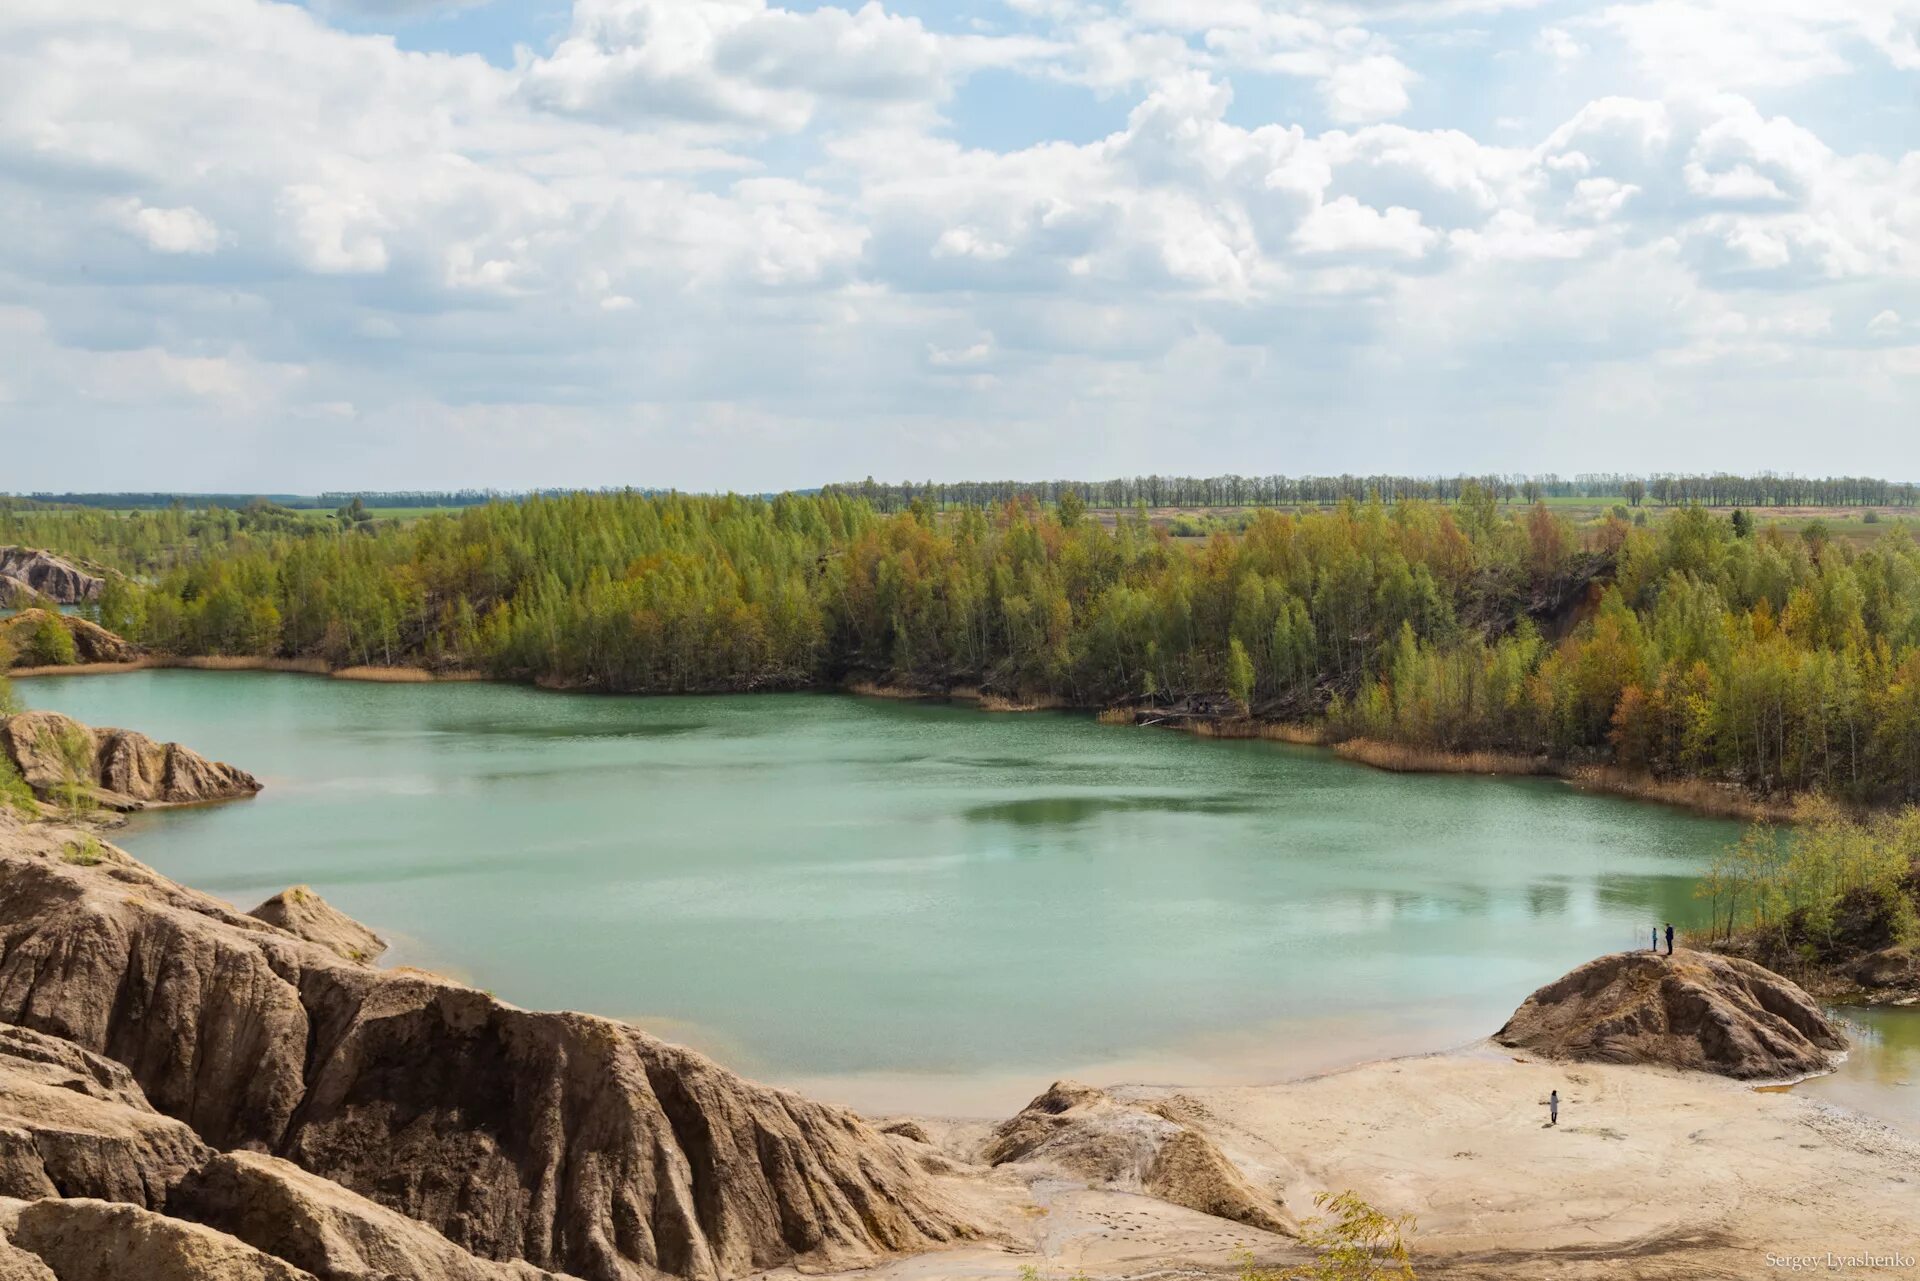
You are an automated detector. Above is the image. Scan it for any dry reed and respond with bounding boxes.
[978,693,1065,713]
[1332,738,1553,776]
[844,679,923,700]
[1564,766,1798,822]
[331,665,439,683]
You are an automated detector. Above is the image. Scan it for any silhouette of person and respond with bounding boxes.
[1652,926,1659,952]
[1665,923,1675,956]
[1548,1089,1559,1126]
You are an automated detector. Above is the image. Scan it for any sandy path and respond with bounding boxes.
[773,1046,1920,1281]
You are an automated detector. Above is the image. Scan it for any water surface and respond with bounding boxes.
[1800,1006,1920,1133]
[23,671,1757,1111]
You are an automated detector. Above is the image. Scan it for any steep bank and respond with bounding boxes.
[0,610,139,668]
[0,816,971,1281]
[0,711,260,811]
[1713,931,1920,1009]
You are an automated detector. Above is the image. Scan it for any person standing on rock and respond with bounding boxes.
[1548,1089,1559,1126]
[1652,926,1659,953]
[1665,924,1675,956]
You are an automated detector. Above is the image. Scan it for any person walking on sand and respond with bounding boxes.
[1548,1089,1559,1126]
[1665,923,1675,956]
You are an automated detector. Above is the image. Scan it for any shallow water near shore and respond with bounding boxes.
[1799,1006,1920,1132]
[19,669,1911,1124]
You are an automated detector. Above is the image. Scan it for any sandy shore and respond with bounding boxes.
[781,1047,1920,1281]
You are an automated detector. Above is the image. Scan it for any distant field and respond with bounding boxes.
[17,496,1918,544]
[300,506,469,523]
[1081,501,1918,543]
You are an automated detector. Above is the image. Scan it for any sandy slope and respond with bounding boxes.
[777,1047,1920,1281]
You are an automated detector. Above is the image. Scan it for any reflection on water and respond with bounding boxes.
[425,720,712,740]
[26,671,1745,1111]
[964,794,1261,825]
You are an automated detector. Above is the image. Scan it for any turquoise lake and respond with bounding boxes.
[21,669,1910,1122]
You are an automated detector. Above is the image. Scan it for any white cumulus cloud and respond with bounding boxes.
[0,0,1913,487]
[110,200,221,254]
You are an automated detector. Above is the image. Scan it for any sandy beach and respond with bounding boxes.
[788,1047,1920,1281]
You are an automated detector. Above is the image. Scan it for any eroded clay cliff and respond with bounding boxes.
[984,1081,1292,1234]
[0,580,50,612]
[1494,948,1847,1079]
[248,887,386,964]
[0,610,140,667]
[0,711,260,810]
[0,823,969,1281]
[1,1197,315,1281]
[0,1023,211,1208]
[0,550,102,606]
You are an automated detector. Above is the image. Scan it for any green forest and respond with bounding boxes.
[6,486,1920,805]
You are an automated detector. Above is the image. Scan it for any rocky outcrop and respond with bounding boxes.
[1849,945,1918,993]
[1494,949,1847,1079]
[984,1081,1292,1234]
[0,1023,210,1206]
[879,1120,932,1144]
[0,711,260,810]
[0,610,140,666]
[0,1233,54,1281]
[0,973,573,1279]
[0,551,101,606]
[1,1197,314,1281]
[249,887,386,964]
[0,581,50,612]
[0,828,968,1281]
[176,1153,560,1281]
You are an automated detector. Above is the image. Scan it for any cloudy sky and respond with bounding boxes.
[1,0,1916,492]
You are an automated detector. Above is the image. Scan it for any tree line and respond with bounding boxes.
[824,473,1920,512]
[14,486,1920,806]
[4,489,623,512]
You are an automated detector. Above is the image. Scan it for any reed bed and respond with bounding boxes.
[331,665,472,683]
[978,693,1065,713]
[1565,766,1798,822]
[175,655,332,674]
[1332,738,1552,776]
[843,679,925,700]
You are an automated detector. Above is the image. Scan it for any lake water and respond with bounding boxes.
[17,670,1913,1123]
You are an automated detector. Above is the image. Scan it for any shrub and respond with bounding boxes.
[61,835,107,866]
[1239,1191,1417,1281]
[35,722,96,815]
[23,614,77,666]
[0,755,37,817]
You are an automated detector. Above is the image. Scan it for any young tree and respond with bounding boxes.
[1227,637,1255,714]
